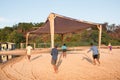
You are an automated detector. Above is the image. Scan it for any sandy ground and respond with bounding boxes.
[0,48,120,80]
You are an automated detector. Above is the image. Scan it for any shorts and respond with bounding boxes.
[93,54,99,59]
[110,47,112,51]
[62,49,66,52]
[51,59,57,65]
[109,46,112,51]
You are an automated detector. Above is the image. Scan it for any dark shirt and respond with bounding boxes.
[51,48,58,60]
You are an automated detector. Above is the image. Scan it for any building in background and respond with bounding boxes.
[0,42,16,63]
[0,42,16,51]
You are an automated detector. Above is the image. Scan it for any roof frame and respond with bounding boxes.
[26,13,102,51]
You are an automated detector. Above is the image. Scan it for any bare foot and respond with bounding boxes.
[93,63,96,65]
[54,70,58,73]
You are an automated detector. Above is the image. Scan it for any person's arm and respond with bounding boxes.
[87,48,92,53]
[87,50,90,53]
[51,49,53,55]
[31,46,33,50]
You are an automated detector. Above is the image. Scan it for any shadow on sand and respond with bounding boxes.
[30,55,42,61]
[56,59,62,68]
[56,54,63,68]
[82,54,92,64]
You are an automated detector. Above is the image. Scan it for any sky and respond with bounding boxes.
[0,0,120,28]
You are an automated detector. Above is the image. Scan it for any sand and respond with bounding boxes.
[0,48,120,80]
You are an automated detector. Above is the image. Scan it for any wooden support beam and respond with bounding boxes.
[49,13,56,48]
[20,43,23,49]
[34,43,36,49]
[26,32,30,47]
[97,25,102,52]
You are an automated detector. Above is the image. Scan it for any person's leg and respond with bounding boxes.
[97,58,100,64]
[93,55,96,65]
[63,52,65,58]
[62,50,65,58]
[53,65,58,73]
[96,54,100,64]
[110,48,112,53]
[65,50,67,58]
[28,55,31,60]
[51,59,58,73]
[62,51,65,58]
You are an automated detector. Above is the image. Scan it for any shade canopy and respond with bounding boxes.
[27,13,102,49]
[30,13,100,34]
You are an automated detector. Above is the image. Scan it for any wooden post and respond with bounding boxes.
[97,25,102,52]
[20,43,23,49]
[26,32,30,47]
[61,34,64,44]
[49,13,55,48]
[34,43,36,49]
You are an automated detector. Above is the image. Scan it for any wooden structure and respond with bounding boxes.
[26,13,102,50]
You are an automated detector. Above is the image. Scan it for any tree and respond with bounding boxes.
[101,31,112,45]
[0,27,13,42]
[8,31,25,44]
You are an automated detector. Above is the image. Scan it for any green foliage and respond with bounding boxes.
[8,31,25,43]
[0,22,44,48]
[80,30,97,45]
[109,39,120,45]
[33,22,44,27]
[101,31,112,45]
[0,22,120,48]
[55,34,63,42]
[90,30,99,44]
[0,27,13,42]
